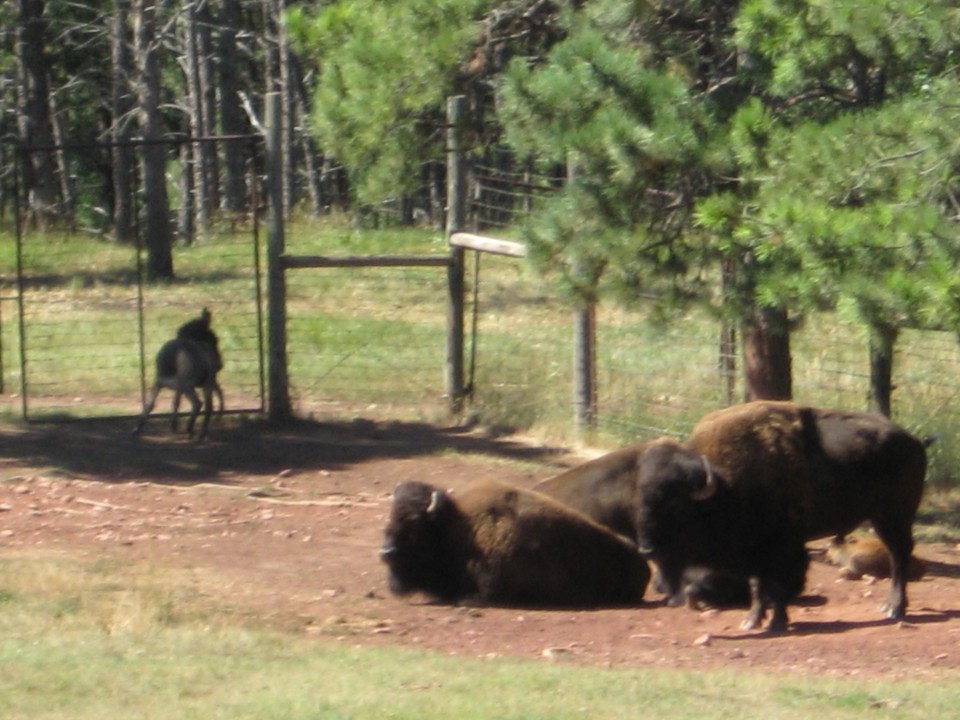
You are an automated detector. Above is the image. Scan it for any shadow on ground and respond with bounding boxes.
[0,416,570,486]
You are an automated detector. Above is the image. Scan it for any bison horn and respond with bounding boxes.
[690,456,718,501]
[426,490,444,516]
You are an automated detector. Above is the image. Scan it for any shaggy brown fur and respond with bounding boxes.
[635,401,928,633]
[826,535,926,581]
[380,479,650,608]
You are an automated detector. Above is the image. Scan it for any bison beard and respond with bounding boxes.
[635,401,928,633]
[380,479,650,608]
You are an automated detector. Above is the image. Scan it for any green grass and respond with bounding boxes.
[3,218,960,486]
[1,552,959,720]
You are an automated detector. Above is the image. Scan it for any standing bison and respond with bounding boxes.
[634,401,928,633]
[380,479,650,608]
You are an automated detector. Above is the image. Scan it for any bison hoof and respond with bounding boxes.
[666,593,686,608]
[740,616,761,631]
[740,604,765,631]
[881,603,906,620]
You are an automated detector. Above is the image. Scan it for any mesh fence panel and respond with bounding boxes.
[3,228,263,421]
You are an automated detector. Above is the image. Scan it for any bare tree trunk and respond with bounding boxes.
[264,0,292,215]
[16,0,58,227]
[47,89,76,229]
[177,140,195,242]
[217,0,247,214]
[741,306,792,402]
[111,0,136,243]
[195,0,219,216]
[180,1,208,237]
[290,54,324,215]
[868,322,897,417]
[134,0,174,280]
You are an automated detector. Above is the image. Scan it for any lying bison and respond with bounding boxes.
[826,535,926,581]
[380,479,650,608]
[635,401,929,633]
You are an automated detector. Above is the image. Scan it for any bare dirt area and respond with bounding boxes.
[2,417,960,680]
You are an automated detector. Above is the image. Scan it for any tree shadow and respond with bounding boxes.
[0,416,571,487]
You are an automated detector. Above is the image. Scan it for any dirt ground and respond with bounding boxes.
[2,417,960,680]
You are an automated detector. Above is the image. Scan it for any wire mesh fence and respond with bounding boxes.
[1,227,264,423]
[283,258,451,422]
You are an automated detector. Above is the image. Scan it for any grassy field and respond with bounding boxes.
[2,219,960,715]
[2,552,959,720]
[2,216,960,484]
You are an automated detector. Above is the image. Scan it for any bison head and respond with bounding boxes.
[380,481,469,601]
[634,439,721,566]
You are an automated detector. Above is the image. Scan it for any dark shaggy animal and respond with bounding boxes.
[133,309,223,440]
[634,401,928,633]
[380,479,651,608]
[826,535,926,581]
[532,443,750,610]
[175,307,224,415]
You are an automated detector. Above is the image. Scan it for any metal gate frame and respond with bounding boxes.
[11,134,266,422]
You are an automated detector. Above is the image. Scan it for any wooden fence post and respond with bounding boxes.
[266,91,291,421]
[568,158,597,435]
[446,96,466,413]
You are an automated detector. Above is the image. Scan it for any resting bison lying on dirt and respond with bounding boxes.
[635,401,929,633]
[532,443,749,609]
[380,479,651,608]
[826,535,926,581]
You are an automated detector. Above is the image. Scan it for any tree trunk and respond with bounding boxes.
[868,322,897,417]
[741,305,792,402]
[180,0,217,240]
[264,0,293,215]
[111,0,136,243]
[217,0,247,214]
[290,54,324,215]
[16,0,58,227]
[134,0,174,280]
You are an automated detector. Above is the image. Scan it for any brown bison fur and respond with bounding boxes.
[635,401,928,633]
[826,535,926,581]
[380,479,650,608]
[533,443,749,609]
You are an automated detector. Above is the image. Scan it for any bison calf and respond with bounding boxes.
[381,479,650,608]
[635,401,928,633]
[826,535,926,581]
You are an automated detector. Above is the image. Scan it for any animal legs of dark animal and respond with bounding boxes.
[871,521,914,620]
[170,385,212,439]
[133,338,219,440]
[740,543,809,634]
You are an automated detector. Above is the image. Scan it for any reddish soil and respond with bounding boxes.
[2,418,960,679]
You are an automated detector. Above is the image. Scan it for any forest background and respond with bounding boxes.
[2,0,960,432]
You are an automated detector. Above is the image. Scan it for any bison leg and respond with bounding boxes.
[740,578,766,631]
[744,544,809,634]
[872,521,914,620]
[651,562,686,607]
